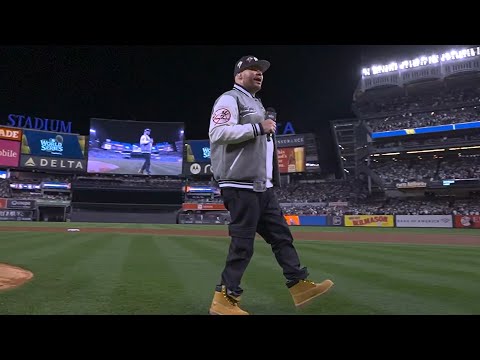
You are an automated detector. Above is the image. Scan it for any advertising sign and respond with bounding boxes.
[0,139,21,168]
[0,209,33,221]
[396,215,453,228]
[276,134,305,148]
[182,203,226,211]
[454,215,480,228]
[6,199,36,210]
[21,129,86,159]
[0,126,22,141]
[186,140,211,163]
[328,216,344,226]
[185,162,213,176]
[277,147,305,173]
[344,215,394,227]
[396,181,427,189]
[19,155,86,173]
[284,215,300,225]
[298,216,327,226]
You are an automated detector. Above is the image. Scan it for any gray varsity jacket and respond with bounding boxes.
[209,84,280,191]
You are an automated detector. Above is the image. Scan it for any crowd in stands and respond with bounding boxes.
[8,191,70,201]
[182,180,480,217]
[280,198,480,216]
[7,175,480,216]
[373,133,479,150]
[185,180,213,186]
[351,78,480,136]
[275,181,369,203]
[5,173,480,217]
[370,154,480,183]
[0,179,12,198]
[74,174,183,189]
[366,105,480,133]
[437,156,480,180]
[8,174,71,184]
[354,86,480,119]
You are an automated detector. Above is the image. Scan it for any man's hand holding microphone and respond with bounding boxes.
[260,107,276,141]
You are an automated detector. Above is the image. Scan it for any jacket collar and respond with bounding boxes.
[233,84,254,98]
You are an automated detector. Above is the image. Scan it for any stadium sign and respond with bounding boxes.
[7,114,72,133]
[20,155,86,172]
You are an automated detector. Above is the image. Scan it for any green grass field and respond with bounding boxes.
[1,222,479,315]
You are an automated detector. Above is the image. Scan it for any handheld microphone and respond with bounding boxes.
[265,107,276,142]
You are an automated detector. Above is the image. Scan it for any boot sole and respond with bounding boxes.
[209,310,249,315]
[295,282,334,308]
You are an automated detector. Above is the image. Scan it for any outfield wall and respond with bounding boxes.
[176,212,478,228]
[281,214,463,228]
[71,203,179,224]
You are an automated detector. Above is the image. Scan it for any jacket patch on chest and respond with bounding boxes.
[239,106,257,118]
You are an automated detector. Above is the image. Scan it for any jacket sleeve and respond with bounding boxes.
[209,95,264,145]
[140,135,150,145]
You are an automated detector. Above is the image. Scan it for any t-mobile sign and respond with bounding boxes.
[0,139,21,168]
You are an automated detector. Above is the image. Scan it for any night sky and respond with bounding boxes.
[0,44,460,174]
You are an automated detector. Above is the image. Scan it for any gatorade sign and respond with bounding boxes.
[0,127,22,141]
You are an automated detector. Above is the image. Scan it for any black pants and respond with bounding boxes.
[141,153,151,173]
[218,187,308,297]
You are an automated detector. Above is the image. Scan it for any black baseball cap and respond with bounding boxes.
[234,55,270,77]
[144,128,151,132]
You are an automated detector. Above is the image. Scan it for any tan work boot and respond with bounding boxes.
[209,286,249,315]
[289,279,334,308]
